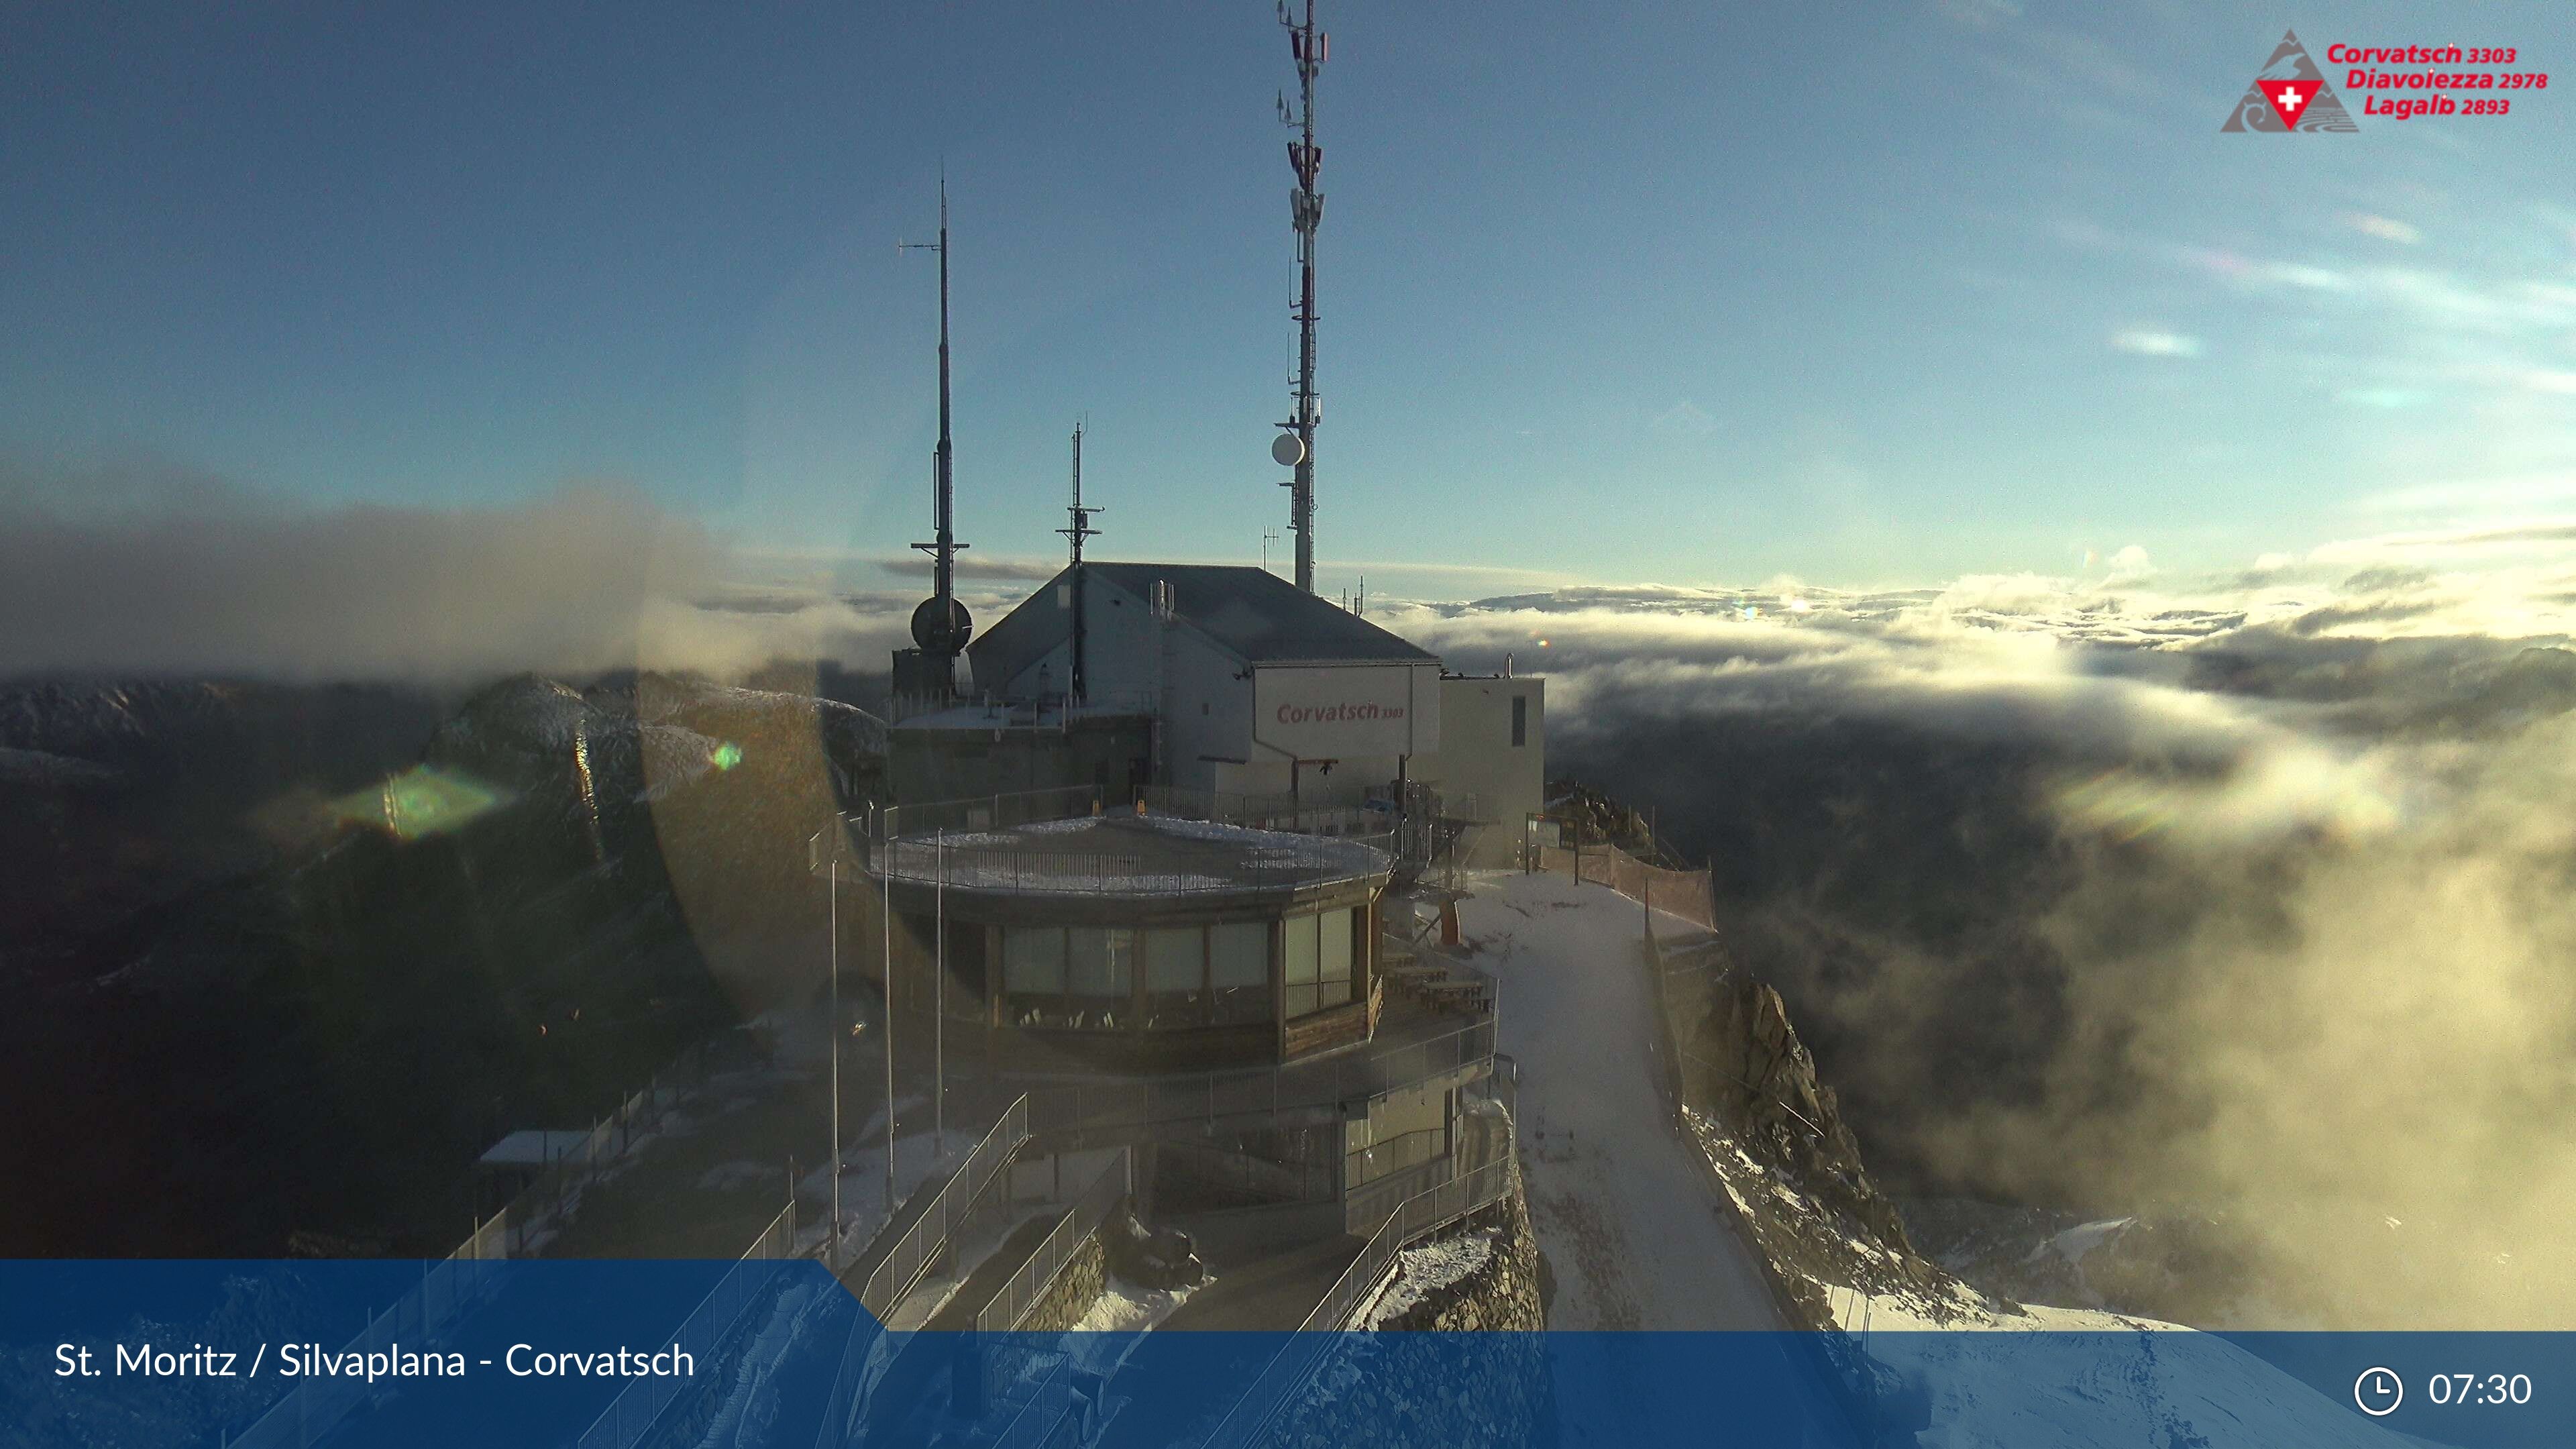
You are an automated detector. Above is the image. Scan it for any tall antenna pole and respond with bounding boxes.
[1277,0,1326,594]
[901,172,971,692]
[1057,420,1104,704]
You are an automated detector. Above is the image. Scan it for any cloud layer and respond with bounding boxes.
[0,458,928,684]
[1387,539,2576,1328]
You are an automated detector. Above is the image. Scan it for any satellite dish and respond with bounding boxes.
[1271,433,1306,468]
[910,595,974,653]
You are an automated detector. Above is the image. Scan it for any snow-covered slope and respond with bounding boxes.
[1457,869,1781,1331]
[1465,867,2424,1448]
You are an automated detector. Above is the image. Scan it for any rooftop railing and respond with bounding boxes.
[872,786,1108,843]
[1020,1015,1495,1142]
[865,830,1396,898]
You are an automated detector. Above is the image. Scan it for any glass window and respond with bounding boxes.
[1318,906,1353,1006]
[1284,912,1318,985]
[1284,983,1318,1018]
[1210,920,1271,1024]
[1210,921,1267,989]
[1003,926,1065,995]
[1511,695,1527,747]
[1146,927,1204,993]
[1068,927,1133,998]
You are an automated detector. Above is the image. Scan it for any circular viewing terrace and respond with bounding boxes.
[839,800,1397,1068]
[871,813,1393,900]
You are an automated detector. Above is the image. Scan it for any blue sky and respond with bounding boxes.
[6,1,2573,603]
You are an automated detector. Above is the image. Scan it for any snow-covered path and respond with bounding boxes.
[1458,869,1783,1332]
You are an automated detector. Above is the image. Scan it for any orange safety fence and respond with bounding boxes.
[1536,840,1718,931]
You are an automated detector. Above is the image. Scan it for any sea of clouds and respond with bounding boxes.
[11,451,2576,1327]
[1377,535,2576,1330]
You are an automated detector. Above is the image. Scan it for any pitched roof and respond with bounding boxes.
[969,562,1437,684]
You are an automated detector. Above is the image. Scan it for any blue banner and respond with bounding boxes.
[5,1260,2571,1448]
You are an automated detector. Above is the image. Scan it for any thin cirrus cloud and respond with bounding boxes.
[2343,211,2424,246]
[2110,329,2202,358]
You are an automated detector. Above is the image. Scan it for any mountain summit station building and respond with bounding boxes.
[886,562,1542,858]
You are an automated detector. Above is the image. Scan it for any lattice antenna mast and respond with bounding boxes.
[1277,0,1327,594]
[1057,420,1104,702]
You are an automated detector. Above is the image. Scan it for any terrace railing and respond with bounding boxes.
[868,831,1396,898]
[873,786,1108,844]
[1022,1016,1496,1144]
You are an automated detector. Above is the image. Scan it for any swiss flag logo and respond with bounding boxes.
[2263,78,2322,129]
[2220,31,2357,133]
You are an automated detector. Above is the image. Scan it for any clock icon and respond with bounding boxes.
[2355,1366,2404,1417]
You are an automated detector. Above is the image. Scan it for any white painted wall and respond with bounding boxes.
[1412,676,1546,867]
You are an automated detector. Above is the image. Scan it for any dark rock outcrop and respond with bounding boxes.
[1106,1214,1205,1291]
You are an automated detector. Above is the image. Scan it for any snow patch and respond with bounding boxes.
[1356,1226,1501,1327]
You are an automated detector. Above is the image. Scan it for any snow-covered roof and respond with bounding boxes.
[870,813,1390,898]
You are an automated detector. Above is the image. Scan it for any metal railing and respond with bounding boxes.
[1160,1140,1337,1206]
[973,1148,1134,1334]
[1199,1155,1518,1449]
[223,1244,509,1449]
[460,1040,714,1261]
[874,786,1108,843]
[1022,1016,1496,1142]
[1138,784,1301,823]
[866,831,1396,897]
[1381,942,1500,1016]
[1144,782,1466,869]
[855,1095,1030,1322]
[221,1045,718,1449]
[807,1097,1035,1449]
[984,1344,1075,1449]
[1346,1124,1450,1189]
[574,1203,798,1449]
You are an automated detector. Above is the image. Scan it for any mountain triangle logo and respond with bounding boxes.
[2221,30,2359,132]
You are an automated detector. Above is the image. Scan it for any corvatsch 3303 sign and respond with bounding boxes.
[1252,664,1441,760]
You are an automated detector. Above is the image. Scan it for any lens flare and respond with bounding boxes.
[327,765,510,842]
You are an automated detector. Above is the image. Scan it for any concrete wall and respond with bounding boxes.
[1412,676,1546,869]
